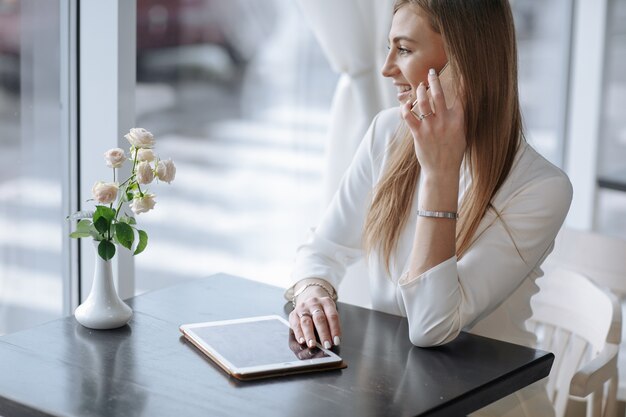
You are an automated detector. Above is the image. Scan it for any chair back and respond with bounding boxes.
[544,228,626,297]
[527,268,621,417]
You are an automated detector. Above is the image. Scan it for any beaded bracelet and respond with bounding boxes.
[291,282,337,308]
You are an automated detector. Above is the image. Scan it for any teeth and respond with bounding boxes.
[397,86,411,93]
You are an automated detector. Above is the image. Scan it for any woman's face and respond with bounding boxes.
[381,5,448,104]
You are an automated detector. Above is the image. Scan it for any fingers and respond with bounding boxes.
[311,306,334,349]
[413,82,433,118]
[427,68,446,113]
[290,296,341,349]
[321,298,341,346]
[289,329,326,360]
[299,311,317,348]
[402,98,421,131]
[289,310,306,345]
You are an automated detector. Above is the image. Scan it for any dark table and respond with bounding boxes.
[0,274,553,417]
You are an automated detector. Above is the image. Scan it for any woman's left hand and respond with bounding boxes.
[402,69,466,180]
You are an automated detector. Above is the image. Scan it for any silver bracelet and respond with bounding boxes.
[417,209,458,219]
[292,282,337,308]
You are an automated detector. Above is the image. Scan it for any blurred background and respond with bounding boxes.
[0,0,624,335]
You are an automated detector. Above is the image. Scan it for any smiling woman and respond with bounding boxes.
[383,5,447,104]
[286,1,572,416]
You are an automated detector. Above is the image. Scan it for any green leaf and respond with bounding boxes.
[114,222,134,250]
[119,214,136,225]
[98,240,116,261]
[69,219,93,238]
[76,219,92,233]
[93,205,116,223]
[93,216,110,235]
[134,230,148,255]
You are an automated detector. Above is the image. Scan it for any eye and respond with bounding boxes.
[397,47,410,56]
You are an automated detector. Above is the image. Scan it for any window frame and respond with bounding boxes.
[77,0,137,301]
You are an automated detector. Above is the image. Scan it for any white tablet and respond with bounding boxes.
[179,315,345,380]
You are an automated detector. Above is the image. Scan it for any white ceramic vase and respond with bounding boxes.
[74,241,133,329]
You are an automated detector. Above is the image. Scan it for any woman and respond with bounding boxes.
[286,0,572,415]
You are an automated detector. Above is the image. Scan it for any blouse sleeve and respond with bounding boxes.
[284,111,385,299]
[398,174,573,347]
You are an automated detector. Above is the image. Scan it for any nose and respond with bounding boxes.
[381,50,397,78]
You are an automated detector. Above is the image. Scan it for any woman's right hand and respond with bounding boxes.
[289,285,341,349]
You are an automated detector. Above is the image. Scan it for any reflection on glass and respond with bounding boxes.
[598,0,626,177]
[512,0,572,167]
[134,0,336,293]
[288,329,328,361]
[597,0,626,239]
[0,0,64,334]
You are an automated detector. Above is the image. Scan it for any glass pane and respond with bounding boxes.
[597,0,626,237]
[0,0,64,334]
[134,0,336,293]
[512,0,572,167]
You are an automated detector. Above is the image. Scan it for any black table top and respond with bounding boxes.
[0,274,553,417]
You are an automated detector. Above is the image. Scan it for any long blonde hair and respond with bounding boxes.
[364,0,523,270]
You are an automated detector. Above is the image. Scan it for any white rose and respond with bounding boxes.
[156,159,176,183]
[130,194,156,215]
[136,148,155,162]
[136,161,154,185]
[104,148,127,168]
[92,182,118,204]
[124,128,155,149]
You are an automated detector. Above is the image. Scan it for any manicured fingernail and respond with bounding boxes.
[324,341,331,349]
[299,337,305,344]
[429,68,436,76]
[308,339,315,348]
[334,336,341,346]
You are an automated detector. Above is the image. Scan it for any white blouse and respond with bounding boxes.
[287,107,572,349]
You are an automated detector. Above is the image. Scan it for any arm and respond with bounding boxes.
[401,70,573,347]
[286,110,388,349]
[400,175,573,347]
[405,70,466,279]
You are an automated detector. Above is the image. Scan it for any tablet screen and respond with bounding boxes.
[181,316,344,379]
[188,317,330,368]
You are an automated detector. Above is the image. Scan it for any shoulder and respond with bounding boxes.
[495,141,573,215]
[366,107,403,162]
[372,106,402,132]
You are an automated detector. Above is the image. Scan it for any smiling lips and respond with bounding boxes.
[395,83,413,103]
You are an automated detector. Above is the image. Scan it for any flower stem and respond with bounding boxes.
[112,147,140,227]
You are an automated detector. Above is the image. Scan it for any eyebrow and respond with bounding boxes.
[389,35,417,44]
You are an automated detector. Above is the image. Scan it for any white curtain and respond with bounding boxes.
[296,0,396,202]
[296,0,396,307]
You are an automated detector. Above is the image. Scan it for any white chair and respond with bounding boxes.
[527,268,621,417]
[543,228,626,296]
[543,228,626,404]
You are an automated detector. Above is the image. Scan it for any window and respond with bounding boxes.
[0,0,68,334]
[596,0,626,237]
[512,0,573,167]
[134,0,337,293]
